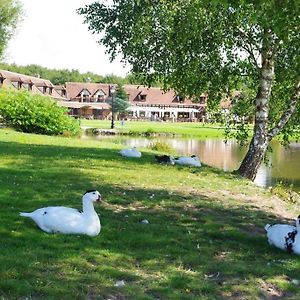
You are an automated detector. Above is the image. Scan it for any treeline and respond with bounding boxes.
[0,63,145,86]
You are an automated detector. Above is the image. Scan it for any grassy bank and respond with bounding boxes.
[80,119,226,138]
[1,128,300,299]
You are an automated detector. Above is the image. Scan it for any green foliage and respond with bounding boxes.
[0,88,80,136]
[78,0,298,109]
[0,0,22,59]
[0,63,152,86]
[78,0,299,179]
[271,182,300,205]
[148,140,174,153]
[107,84,130,113]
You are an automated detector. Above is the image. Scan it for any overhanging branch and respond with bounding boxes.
[267,80,300,140]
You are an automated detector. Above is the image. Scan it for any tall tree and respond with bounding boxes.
[0,0,22,60]
[108,83,130,115]
[78,0,299,181]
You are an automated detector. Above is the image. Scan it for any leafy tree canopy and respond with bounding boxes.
[78,0,300,180]
[0,62,161,87]
[0,0,22,59]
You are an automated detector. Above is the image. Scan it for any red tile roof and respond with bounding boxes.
[65,82,111,99]
[0,69,66,100]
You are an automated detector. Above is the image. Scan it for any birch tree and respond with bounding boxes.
[78,0,300,180]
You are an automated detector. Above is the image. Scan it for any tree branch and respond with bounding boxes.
[236,28,261,70]
[268,80,300,140]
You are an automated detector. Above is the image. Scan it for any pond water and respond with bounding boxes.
[83,134,300,192]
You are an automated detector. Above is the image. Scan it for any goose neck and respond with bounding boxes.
[82,199,96,214]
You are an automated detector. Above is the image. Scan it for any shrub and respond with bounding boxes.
[148,141,174,153]
[0,88,80,136]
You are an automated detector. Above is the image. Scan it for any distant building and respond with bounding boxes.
[0,69,212,122]
[124,84,207,122]
[0,69,65,100]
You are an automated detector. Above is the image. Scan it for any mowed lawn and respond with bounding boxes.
[80,119,227,138]
[1,128,300,299]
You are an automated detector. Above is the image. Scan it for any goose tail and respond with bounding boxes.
[264,224,271,232]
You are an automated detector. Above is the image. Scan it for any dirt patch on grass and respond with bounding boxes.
[259,280,295,300]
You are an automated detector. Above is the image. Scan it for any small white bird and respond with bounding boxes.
[265,215,300,254]
[174,155,201,167]
[120,147,142,158]
[20,190,102,236]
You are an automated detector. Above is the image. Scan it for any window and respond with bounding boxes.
[137,93,147,101]
[81,89,91,102]
[22,83,29,90]
[12,81,19,89]
[94,90,105,102]
[173,95,185,102]
[97,95,104,102]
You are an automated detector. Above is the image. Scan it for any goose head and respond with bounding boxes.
[83,190,102,203]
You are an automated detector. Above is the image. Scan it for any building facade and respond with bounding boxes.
[0,69,211,122]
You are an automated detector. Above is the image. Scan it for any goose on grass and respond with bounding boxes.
[265,215,300,254]
[20,190,102,237]
[120,147,142,158]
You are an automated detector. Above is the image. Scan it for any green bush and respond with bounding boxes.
[0,88,80,136]
[148,141,174,153]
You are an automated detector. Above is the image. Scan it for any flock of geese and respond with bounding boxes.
[19,146,300,255]
[120,146,202,167]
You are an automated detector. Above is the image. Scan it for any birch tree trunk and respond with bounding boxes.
[237,30,274,180]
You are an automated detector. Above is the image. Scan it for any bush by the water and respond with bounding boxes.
[148,140,174,153]
[0,89,80,136]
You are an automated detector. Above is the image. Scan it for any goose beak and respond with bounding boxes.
[97,195,102,202]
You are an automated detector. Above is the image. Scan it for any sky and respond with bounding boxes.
[5,0,130,77]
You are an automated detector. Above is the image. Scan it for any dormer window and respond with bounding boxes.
[11,81,22,89]
[138,94,147,101]
[22,83,29,90]
[80,89,91,102]
[177,95,184,102]
[94,90,105,102]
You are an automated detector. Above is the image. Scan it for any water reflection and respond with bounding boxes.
[83,134,300,191]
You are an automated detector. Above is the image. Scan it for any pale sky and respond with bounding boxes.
[5,0,130,77]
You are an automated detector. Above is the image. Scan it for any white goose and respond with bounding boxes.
[174,155,201,167]
[20,190,102,237]
[120,147,142,158]
[265,215,300,254]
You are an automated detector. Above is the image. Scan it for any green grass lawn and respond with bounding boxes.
[80,119,226,139]
[1,128,300,299]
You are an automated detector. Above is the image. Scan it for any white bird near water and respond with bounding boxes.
[19,190,102,236]
[265,215,300,254]
[120,147,142,158]
[174,155,201,167]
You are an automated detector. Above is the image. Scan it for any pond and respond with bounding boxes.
[83,134,300,192]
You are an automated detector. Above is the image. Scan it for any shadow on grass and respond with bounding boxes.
[1,140,300,299]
